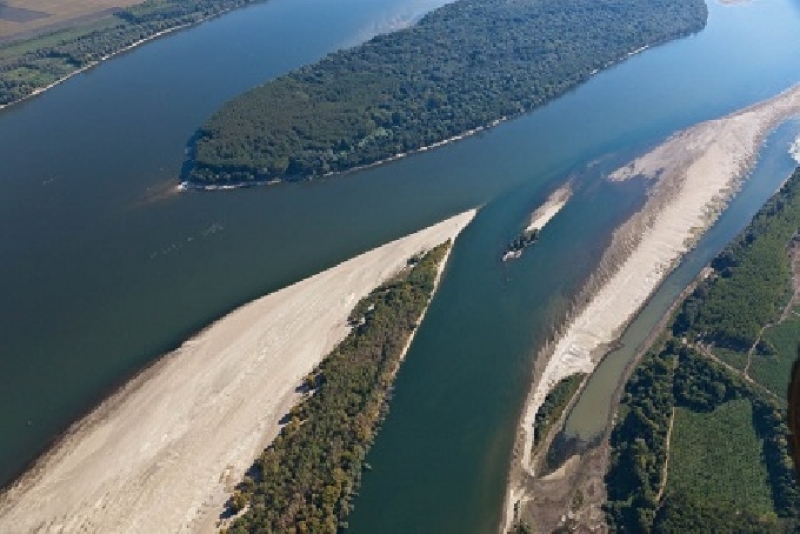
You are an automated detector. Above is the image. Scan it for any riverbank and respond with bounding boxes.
[0,23,198,113]
[0,210,475,533]
[0,0,263,112]
[503,82,800,532]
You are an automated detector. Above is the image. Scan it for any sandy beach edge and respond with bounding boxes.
[500,82,800,532]
[205,223,465,533]
[0,209,476,533]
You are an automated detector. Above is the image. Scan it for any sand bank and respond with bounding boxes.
[503,82,800,531]
[0,210,475,533]
[526,184,572,233]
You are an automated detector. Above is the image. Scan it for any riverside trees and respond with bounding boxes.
[222,244,449,533]
[187,0,708,185]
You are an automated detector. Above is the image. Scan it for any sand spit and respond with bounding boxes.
[526,184,572,233]
[503,83,800,531]
[0,210,475,534]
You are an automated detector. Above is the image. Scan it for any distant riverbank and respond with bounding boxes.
[0,0,263,110]
[0,23,198,113]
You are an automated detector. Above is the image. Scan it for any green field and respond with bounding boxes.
[710,346,749,371]
[668,399,773,516]
[754,315,800,397]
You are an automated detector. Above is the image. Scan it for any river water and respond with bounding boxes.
[0,0,798,532]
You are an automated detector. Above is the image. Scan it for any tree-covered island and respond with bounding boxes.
[185,0,708,186]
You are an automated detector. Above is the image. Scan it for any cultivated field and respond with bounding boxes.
[0,0,144,40]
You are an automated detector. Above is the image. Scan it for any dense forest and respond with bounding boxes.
[187,0,708,185]
[0,0,260,106]
[674,170,800,352]
[221,244,449,533]
[605,169,800,532]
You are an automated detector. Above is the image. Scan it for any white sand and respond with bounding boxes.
[503,83,800,532]
[0,210,475,534]
[791,134,800,164]
[525,184,572,233]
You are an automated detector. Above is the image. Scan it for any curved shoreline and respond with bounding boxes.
[179,117,511,191]
[0,210,476,533]
[180,41,679,193]
[0,9,243,113]
[184,10,702,191]
[502,82,800,532]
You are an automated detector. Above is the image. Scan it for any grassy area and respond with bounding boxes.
[709,346,749,371]
[674,170,800,350]
[0,0,142,40]
[669,399,773,516]
[754,315,800,397]
[606,169,800,531]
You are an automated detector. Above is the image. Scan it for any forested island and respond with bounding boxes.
[502,228,540,261]
[605,168,800,532]
[186,0,707,186]
[221,244,450,533]
[0,0,261,106]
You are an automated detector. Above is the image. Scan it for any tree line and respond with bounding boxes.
[187,0,708,185]
[221,244,449,533]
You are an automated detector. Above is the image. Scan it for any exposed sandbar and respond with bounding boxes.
[0,210,475,533]
[503,82,800,531]
[526,184,572,233]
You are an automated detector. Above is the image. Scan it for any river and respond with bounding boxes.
[0,0,798,532]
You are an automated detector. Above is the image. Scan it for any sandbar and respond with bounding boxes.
[503,82,800,531]
[0,210,475,533]
[526,184,572,233]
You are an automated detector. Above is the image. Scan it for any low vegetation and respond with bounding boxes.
[606,344,798,531]
[532,373,585,454]
[669,400,773,515]
[0,0,261,106]
[755,314,800,395]
[652,491,780,533]
[606,168,800,532]
[221,243,449,533]
[187,0,707,184]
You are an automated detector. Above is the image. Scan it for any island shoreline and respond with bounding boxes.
[0,210,476,532]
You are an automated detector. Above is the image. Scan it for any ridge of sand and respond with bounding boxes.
[502,82,800,531]
[525,184,572,234]
[0,209,475,534]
